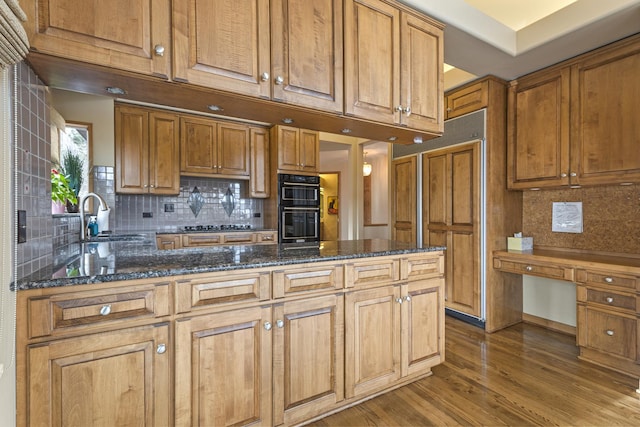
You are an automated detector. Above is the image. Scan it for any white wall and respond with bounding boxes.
[50,89,115,166]
[523,275,576,327]
[0,67,17,427]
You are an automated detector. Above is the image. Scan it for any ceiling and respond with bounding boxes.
[398,0,640,89]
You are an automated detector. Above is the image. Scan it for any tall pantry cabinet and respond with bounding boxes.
[392,76,523,332]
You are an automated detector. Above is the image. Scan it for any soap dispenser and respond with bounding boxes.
[88,216,99,237]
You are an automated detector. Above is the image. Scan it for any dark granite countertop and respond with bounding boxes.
[14,239,445,291]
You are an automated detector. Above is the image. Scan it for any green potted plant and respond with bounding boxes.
[61,151,84,213]
[51,168,77,214]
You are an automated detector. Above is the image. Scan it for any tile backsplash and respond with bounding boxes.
[102,174,264,231]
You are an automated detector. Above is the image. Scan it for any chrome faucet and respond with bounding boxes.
[79,192,111,240]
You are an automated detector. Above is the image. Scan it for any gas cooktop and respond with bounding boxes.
[181,224,252,232]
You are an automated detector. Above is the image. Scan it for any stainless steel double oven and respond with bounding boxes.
[278,174,320,245]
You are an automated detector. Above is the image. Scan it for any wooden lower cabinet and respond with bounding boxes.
[345,278,443,398]
[175,306,273,427]
[273,295,344,425]
[26,323,171,427]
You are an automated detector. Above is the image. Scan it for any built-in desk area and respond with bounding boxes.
[493,248,640,392]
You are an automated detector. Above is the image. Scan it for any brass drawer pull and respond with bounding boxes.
[99,304,112,316]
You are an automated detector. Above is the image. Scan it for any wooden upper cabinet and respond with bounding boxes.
[180,116,250,178]
[344,0,443,133]
[250,127,271,198]
[272,125,319,174]
[115,105,180,194]
[172,0,271,97]
[445,80,489,119]
[271,0,344,113]
[508,35,640,189]
[507,67,571,189]
[570,40,640,186]
[23,0,170,78]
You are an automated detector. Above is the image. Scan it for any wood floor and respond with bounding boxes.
[309,316,640,426]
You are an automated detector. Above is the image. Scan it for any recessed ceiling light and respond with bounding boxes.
[207,105,224,112]
[341,128,352,134]
[413,136,423,144]
[106,87,126,95]
[282,118,294,124]
[388,136,397,142]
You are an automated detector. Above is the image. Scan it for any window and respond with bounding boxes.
[58,122,92,200]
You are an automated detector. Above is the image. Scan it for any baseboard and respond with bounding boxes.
[445,308,485,329]
[522,313,576,336]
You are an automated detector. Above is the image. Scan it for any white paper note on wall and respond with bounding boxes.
[552,202,583,233]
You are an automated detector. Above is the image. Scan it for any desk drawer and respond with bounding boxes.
[577,306,638,362]
[576,269,639,291]
[27,283,170,338]
[493,259,574,281]
[578,286,637,313]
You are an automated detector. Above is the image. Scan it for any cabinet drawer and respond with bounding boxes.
[273,264,343,298]
[27,283,170,338]
[182,234,222,246]
[222,232,254,244]
[401,254,444,280]
[578,286,637,312]
[345,258,400,288]
[175,271,271,313]
[577,305,638,362]
[254,231,277,244]
[493,259,574,281]
[156,235,182,250]
[576,269,639,291]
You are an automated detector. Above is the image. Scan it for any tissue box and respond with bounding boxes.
[507,237,533,251]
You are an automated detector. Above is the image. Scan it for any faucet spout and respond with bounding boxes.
[79,192,111,241]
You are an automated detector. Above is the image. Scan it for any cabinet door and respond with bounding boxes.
[402,279,444,377]
[27,323,170,427]
[423,144,480,317]
[298,129,320,173]
[275,125,301,172]
[577,305,638,362]
[344,0,400,124]
[23,0,170,78]
[445,80,489,119]
[273,295,344,425]
[217,123,250,176]
[250,128,271,198]
[571,42,640,186]
[399,12,443,133]
[156,234,182,250]
[391,156,416,244]
[149,111,180,194]
[173,0,271,98]
[115,106,149,193]
[180,116,217,175]
[345,286,401,398]
[175,306,272,427]
[271,0,343,113]
[507,68,571,189]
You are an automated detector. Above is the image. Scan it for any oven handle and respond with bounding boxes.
[282,207,320,211]
[281,182,320,188]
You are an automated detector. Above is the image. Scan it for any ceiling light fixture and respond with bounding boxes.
[282,118,294,124]
[207,105,224,112]
[413,136,423,144]
[363,151,372,177]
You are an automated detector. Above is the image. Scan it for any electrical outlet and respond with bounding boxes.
[17,210,26,243]
[0,363,4,378]
[253,212,261,218]
[143,212,153,218]
[164,203,174,213]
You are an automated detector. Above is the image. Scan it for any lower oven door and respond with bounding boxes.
[280,208,320,243]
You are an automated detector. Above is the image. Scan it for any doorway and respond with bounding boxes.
[320,172,340,241]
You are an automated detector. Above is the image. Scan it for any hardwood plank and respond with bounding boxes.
[309,316,640,426]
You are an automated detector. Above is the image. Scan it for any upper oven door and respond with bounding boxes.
[279,174,320,208]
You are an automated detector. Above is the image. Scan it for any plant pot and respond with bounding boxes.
[52,201,66,214]
[66,200,79,213]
